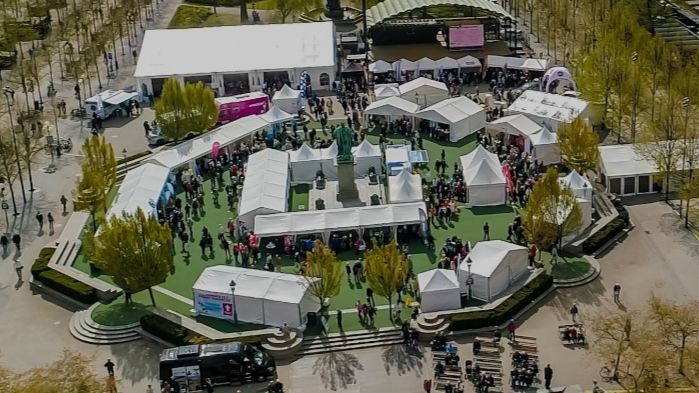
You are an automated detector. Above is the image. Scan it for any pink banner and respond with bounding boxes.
[449,25,485,48]
[502,164,513,193]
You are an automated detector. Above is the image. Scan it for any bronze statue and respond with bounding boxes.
[335,123,353,163]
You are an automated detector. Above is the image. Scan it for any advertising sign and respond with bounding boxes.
[449,25,485,48]
[194,291,234,319]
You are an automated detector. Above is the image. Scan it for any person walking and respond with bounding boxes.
[36,211,44,232]
[336,309,343,331]
[0,234,8,254]
[483,222,490,240]
[47,212,55,234]
[12,233,20,252]
[366,287,374,306]
[613,282,622,303]
[13,258,23,280]
[104,358,115,376]
[544,364,553,389]
[506,319,517,342]
[570,303,579,322]
[60,195,68,214]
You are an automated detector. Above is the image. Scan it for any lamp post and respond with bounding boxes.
[229,279,238,324]
[465,259,473,302]
[3,87,27,204]
[681,96,690,224]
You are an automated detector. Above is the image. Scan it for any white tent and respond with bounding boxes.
[507,90,590,132]
[254,202,427,241]
[389,168,423,203]
[399,77,449,107]
[106,163,170,218]
[272,84,302,114]
[417,269,461,313]
[237,149,290,231]
[436,57,460,70]
[541,66,576,93]
[415,96,487,142]
[416,57,439,72]
[259,105,295,124]
[192,265,320,328]
[352,139,383,177]
[393,58,417,71]
[457,55,482,71]
[460,145,506,206]
[560,170,593,200]
[320,141,339,180]
[487,114,560,165]
[364,96,419,118]
[385,144,411,175]
[374,84,400,100]
[486,55,549,72]
[369,60,393,73]
[458,240,529,302]
[289,143,323,184]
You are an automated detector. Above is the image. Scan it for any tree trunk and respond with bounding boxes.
[240,0,248,24]
[387,294,393,324]
[148,286,157,306]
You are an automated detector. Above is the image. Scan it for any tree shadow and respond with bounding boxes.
[110,339,162,386]
[381,344,424,376]
[312,351,364,391]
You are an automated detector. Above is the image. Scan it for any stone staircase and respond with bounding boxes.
[261,329,305,360]
[415,314,451,342]
[298,327,404,356]
[68,304,141,345]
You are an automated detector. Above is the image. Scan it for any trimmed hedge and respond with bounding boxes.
[450,274,553,331]
[141,314,263,346]
[184,0,243,6]
[581,201,630,254]
[31,247,56,279]
[37,270,97,304]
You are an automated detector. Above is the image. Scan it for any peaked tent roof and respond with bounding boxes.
[364,95,420,117]
[490,114,543,136]
[529,127,557,145]
[393,58,417,71]
[486,55,549,72]
[463,159,506,186]
[343,62,364,73]
[322,141,338,159]
[374,84,400,99]
[365,0,513,28]
[417,269,460,292]
[259,105,294,124]
[238,148,289,217]
[107,163,170,218]
[561,170,592,190]
[352,139,382,158]
[436,57,460,69]
[416,57,439,70]
[369,60,393,73]
[463,240,528,277]
[460,144,499,171]
[273,84,301,100]
[398,77,448,95]
[389,168,423,202]
[458,55,482,68]
[415,96,484,124]
[289,143,322,162]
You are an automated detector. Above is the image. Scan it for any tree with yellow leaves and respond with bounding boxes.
[649,295,699,374]
[364,240,408,320]
[557,117,600,175]
[303,240,343,310]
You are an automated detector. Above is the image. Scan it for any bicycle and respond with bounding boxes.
[599,364,615,382]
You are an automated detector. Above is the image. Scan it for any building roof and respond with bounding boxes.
[417,269,460,292]
[415,96,484,124]
[238,149,290,218]
[598,144,657,177]
[135,22,335,78]
[364,96,419,117]
[508,90,589,124]
[462,240,527,277]
[106,163,170,218]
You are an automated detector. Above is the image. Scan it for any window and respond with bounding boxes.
[319,73,330,86]
[623,177,636,195]
[609,178,621,195]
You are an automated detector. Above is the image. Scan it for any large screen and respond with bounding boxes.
[449,25,485,48]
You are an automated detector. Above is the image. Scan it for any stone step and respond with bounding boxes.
[299,337,405,356]
[301,328,401,347]
[264,331,300,345]
[78,314,139,337]
[417,317,450,331]
[69,310,141,345]
[262,335,304,350]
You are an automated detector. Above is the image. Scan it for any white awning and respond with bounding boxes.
[273,84,301,100]
[259,106,294,124]
[369,60,393,73]
[415,96,484,125]
[457,55,482,69]
[507,90,590,127]
[416,57,439,70]
[85,90,137,105]
[364,96,419,117]
[238,149,290,221]
[436,57,460,69]
[106,163,170,218]
[393,58,417,71]
[486,55,549,72]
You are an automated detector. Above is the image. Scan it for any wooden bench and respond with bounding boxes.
[475,357,502,365]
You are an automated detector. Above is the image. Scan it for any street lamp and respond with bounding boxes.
[2,87,27,205]
[465,259,473,302]
[229,279,238,324]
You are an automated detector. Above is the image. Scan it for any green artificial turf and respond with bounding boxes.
[541,252,591,280]
[289,184,310,211]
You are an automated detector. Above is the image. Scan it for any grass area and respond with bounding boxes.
[289,184,310,212]
[92,302,150,326]
[541,252,591,280]
[250,0,277,10]
[169,5,240,28]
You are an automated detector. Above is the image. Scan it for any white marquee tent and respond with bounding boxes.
[416,57,439,72]
[415,96,487,142]
[436,57,460,70]
[253,202,427,241]
[399,77,449,107]
[385,144,411,174]
[369,60,393,73]
[598,144,659,195]
[106,163,170,218]
[460,145,507,206]
[389,169,423,203]
[458,240,529,302]
[237,149,290,231]
[364,96,419,118]
[393,58,417,72]
[192,265,320,328]
[507,90,590,132]
[560,170,592,200]
[374,84,400,100]
[458,55,482,71]
[289,143,323,184]
[259,105,294,124]
[352,139,383,177]
[486,55,549,72]
[487,114,560,165]
[417,269,461,313]
[272,85,302,114]
[320,142,339,180]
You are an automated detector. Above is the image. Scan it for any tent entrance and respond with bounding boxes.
[264,71,290,88]
[223,73,250,95]
[329,230,360,252]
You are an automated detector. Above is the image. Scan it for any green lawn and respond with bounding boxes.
[541,252,592,280]
[92,302,150,326]
[169,5,240,28]
[289,184,309,211]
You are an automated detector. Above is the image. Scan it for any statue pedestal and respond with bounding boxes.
[325,0,343,19]
[337,160,360,205]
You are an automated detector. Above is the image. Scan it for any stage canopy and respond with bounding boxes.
[560,170,592,200]
[415,96,487,142]
[369,60,393,73]
[272,84,302,114]
[389,169,423,203]
[486,55,549,72]
[192,265,320,328]
[259,105,294,124]
[374,84,400,100]
[253,202,427,241]
[237,148,290,232]
[460,145,506,206]
[365,0,513,29]
[458,240,529,302]
[289,143,323,184]
[417,269,461,313]
[106,163,170,219]
[487,114,560,165]
[507,90,590,132]
[399,77,449,107]
[364,95,419,117]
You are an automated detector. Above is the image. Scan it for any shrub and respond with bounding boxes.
[38,270,97,304]
[450,274,553,331]
[582,217,627,254]
[141,314,189,346]
[613,200,630,225]
[184,0,242,6]
[31,247,56,279]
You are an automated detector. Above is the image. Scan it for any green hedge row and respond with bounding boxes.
[450,274,553,331]
[32,247,98,304]
[141,314,262,346]
[581,201,630,254]
[184,0,243,6]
